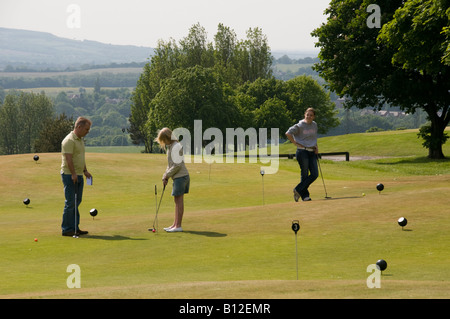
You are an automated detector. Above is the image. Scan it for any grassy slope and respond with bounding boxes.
[0,131,449,299]
[281,128,450,157]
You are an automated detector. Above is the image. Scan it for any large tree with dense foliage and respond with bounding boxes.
[0,91,53,154]
[312,0,450,158]
[129,23,273,152]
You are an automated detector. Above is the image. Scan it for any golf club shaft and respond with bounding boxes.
[74,181,78,237]
[152,184,166,230]
[154,185,157,228]
[317,154,329,198]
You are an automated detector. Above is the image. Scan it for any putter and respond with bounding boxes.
[154,185,157,229]
[149,184,166,232]
[73,181,79,238]
[317,154,331,199]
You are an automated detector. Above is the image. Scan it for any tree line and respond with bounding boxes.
[0,72,140,89]
[0,87,134,155]
[129,23,338,153]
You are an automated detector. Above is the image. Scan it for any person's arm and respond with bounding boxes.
[64,153,77,184]
[286,132,304,149]
[83,165,92,179]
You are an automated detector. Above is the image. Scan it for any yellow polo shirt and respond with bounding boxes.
[61,131,86,175]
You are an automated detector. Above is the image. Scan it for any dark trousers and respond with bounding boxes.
[61,174,84,234]
[294,149,318,199]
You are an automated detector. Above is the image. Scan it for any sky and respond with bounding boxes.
[0,0,330,53]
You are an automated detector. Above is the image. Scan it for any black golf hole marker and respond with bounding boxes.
[23,198,30,207]
[376,183,384,194]
[292,220,300,234]
[376,259,387,274]
[398,217,407,230]
[90,208,98,220]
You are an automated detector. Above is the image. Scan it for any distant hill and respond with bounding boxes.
[0,28,154,70]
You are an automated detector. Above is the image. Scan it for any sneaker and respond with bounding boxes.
[293,189,300,202]
[166,227,183,232]
[164,226,174,231]
[303,197,311,201]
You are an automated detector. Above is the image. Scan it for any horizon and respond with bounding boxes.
[0,0,329,53]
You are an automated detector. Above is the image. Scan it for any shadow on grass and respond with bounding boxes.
[85,234,148,241]
[374,156,449,165]
[317,196,362,201]
[183,230,227,237]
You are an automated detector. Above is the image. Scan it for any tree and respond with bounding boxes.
[179,23,214,68]
[130,23,275,152]
[253,97,292,135]
[377,0,450,158]
[235,27,273,83]
[312,0,450,158]
[0,91,53,154]
[0,95,20,154]
[34,114,73,152]
[285,76,339,134]
[148,65,239,149]
[237,76,338,135]
[129,38,181,152]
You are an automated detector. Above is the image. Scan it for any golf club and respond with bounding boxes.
[260,169,265,205]
[153,184,158,232]
[73,181,79,238]
[154,185,157,229]
[149,184,166,232]
[317,154,331,199]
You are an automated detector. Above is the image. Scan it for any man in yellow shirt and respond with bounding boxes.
[61,117,92,236]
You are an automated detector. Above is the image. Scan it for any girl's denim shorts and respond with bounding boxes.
[172,175,190,196]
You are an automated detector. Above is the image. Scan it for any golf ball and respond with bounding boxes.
[362,193,365,196]
[152,229,156,233]
[34,238,38,242]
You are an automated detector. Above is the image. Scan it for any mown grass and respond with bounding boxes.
[0,130,449,299]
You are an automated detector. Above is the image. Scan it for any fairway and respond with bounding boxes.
[0,143,449,299]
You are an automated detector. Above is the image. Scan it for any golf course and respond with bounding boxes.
[1,128,449,299]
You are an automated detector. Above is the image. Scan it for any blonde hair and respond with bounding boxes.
[155,127,177,147]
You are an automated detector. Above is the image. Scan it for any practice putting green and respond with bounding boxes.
[1,136,449,298]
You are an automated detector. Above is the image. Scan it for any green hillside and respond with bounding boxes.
[280,128,450,158]
[0,27,153,69]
